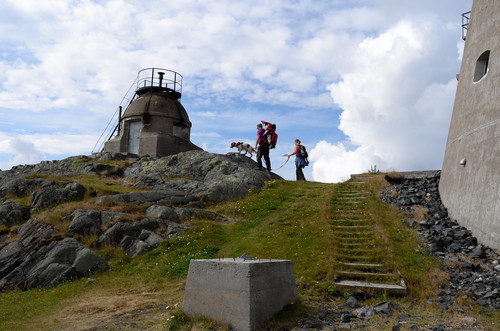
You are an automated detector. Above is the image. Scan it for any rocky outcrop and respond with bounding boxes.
[68,209,102,235]
[122,150,281,202]
[145,205,179,221]
[0,150,274,291]
[68,207,190,258]
[0,218,107,290]
[31,182,86,212]
[0,177,44,197]
[98,217,189,258]
[95,189,202,207]
[0,200,30,226]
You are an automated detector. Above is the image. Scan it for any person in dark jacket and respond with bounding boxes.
[255,123,271,172]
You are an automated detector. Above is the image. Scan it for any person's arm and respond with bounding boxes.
[287,145,299,157]
[255,132,260,149]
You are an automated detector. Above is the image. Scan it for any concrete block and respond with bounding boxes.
[183,258,297,331]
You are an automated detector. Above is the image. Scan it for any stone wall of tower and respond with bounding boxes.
[439,0,500,249]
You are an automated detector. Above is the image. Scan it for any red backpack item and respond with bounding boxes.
[261,121,278,149]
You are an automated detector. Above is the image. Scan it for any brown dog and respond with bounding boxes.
[230,142,256,157]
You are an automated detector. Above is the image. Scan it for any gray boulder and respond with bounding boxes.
[0,177,43,198]
[0,220,107,291]
[146,205,179,221]
[0,199,30,226]
[164,220,191,237]
[68,209,102,235]
[31,182,85,212]
[98,219,163,246]
[18,218,58,246]
[99,219,189,256]
[95,189,201,207]
[122,229,165,257]
[26,238,107,288]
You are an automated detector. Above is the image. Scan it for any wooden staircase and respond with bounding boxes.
[331,174,407,295]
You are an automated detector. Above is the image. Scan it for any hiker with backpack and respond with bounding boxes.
[287,139,309,181]
[255,123,271,172]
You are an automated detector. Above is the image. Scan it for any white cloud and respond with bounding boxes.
[311,141,384,182]
[0,137,45,170]
[0,133,98,170]
[313,16,461,182]
[0,0,470,181]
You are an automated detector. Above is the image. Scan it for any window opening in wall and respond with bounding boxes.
[473,50,490,82]
[173,122,189,140]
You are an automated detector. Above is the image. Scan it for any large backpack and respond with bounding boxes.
[299,145,308,158]
[269,130,278,149]
[264,123,278,149]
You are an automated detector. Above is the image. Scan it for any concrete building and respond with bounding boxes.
[104,68,201,157]
[440,0,500,250]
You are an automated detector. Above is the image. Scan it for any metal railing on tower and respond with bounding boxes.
[462,11,471,41]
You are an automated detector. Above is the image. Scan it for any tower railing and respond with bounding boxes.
[137,68,183,94]
[462,11,471,41]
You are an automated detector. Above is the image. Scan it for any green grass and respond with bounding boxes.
[0,176,497,330]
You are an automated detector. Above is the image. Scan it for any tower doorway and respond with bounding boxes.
[127,121,141,154]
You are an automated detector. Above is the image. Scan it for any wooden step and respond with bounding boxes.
[340,262,384,268]
[335,233,373,239]
[336,256,382,263]
[332,225,373,231]
[330,220,371,226]
[333,280,407,296]
[334,197,368,201]
[336,270,395,278]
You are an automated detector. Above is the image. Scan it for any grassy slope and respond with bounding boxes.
[0,176,498,330]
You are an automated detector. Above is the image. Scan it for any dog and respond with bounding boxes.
[230,142,257,157]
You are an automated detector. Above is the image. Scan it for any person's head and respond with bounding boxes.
[257,124,263,129]
[295,139,301,145]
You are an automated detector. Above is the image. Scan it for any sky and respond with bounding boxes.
[0,0,471,182]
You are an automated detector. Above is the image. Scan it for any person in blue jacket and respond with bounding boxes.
[287,139,308,181]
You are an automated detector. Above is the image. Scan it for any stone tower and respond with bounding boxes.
[104,68,201,157]
[439,1,500,250]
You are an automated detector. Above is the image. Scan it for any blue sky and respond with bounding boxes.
[0,0,471,181]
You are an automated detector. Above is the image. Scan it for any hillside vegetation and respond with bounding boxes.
[0,175,497,330]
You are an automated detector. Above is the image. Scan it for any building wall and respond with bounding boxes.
[439,0,500,250]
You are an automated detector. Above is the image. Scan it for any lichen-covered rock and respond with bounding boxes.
[0,220,107,291]
[31,182,85,212]
[95,189,202,207]
[68,209,102,235]
[25,238,107,288]
[123,150,281,202]
[99,218,189,257]
[122,229,165,257]
[0,199,30,226]
[98,219,163,246]
[0,177,43,198]
[146,205,179,221]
